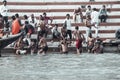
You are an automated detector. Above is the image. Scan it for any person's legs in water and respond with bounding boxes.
[76,39,82,54]
[42,45,48,54]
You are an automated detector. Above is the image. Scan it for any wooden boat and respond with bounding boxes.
[103,39,120,52]
[0,32,23,56]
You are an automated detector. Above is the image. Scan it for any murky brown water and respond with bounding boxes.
[0,53,120,80]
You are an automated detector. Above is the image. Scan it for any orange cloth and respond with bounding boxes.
[12,19,21,35]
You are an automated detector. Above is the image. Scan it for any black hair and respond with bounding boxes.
[39,15,44,20]
[25,21,29,24]
[75,26,79,30]
[93,8,97,11]
[24,15,28,19]
[87,5,91,8]
[43,12,46,15]
[88,33,92,38]
[103,5,106,7]
[15,13,19,18]
[3,0,7,3]
[0,14,3,17]
[11,15,16,20]
[66,14,70,17]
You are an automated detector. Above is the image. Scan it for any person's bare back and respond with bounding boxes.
[73,26,84,40]
[60,39,69,53]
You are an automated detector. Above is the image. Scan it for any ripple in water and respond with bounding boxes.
[0,53,120,80]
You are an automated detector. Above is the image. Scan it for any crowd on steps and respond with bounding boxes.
[0,0,118,55]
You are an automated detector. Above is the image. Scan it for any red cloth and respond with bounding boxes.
[76,39,82,49]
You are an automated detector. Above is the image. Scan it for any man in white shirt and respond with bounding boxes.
[28,14,37,28]
[91,8,100,38]
[64,14,72,40]
[28,14,38,33]
[0,0,9,31]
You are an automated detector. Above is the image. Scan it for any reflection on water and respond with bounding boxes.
[0,53,120,80]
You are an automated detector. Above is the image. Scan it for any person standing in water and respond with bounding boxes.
[73,26,85,54]
[59,38,71,54]
[37,36,48,55]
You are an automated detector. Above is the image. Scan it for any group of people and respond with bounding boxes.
[13,12,103,55]
[73,5,108,41]
[0,0,108,55]
[13,12,53,55]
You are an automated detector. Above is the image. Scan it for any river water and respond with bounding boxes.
[0,53,120,80]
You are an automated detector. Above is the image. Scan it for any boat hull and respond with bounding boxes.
[0,32,23,50]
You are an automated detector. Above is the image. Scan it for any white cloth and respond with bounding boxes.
[86,27,92,42]
[91,11,99,24]
[95,28,99,38]
[0,5,9,16]
[73,14,82,23]
[19,50,26,54]
[23,37,31,46]
[85,9,92,16]
[28,17,37,27]
[37,27,41,31]
[64,18,72,30]
[91,11,99,38]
